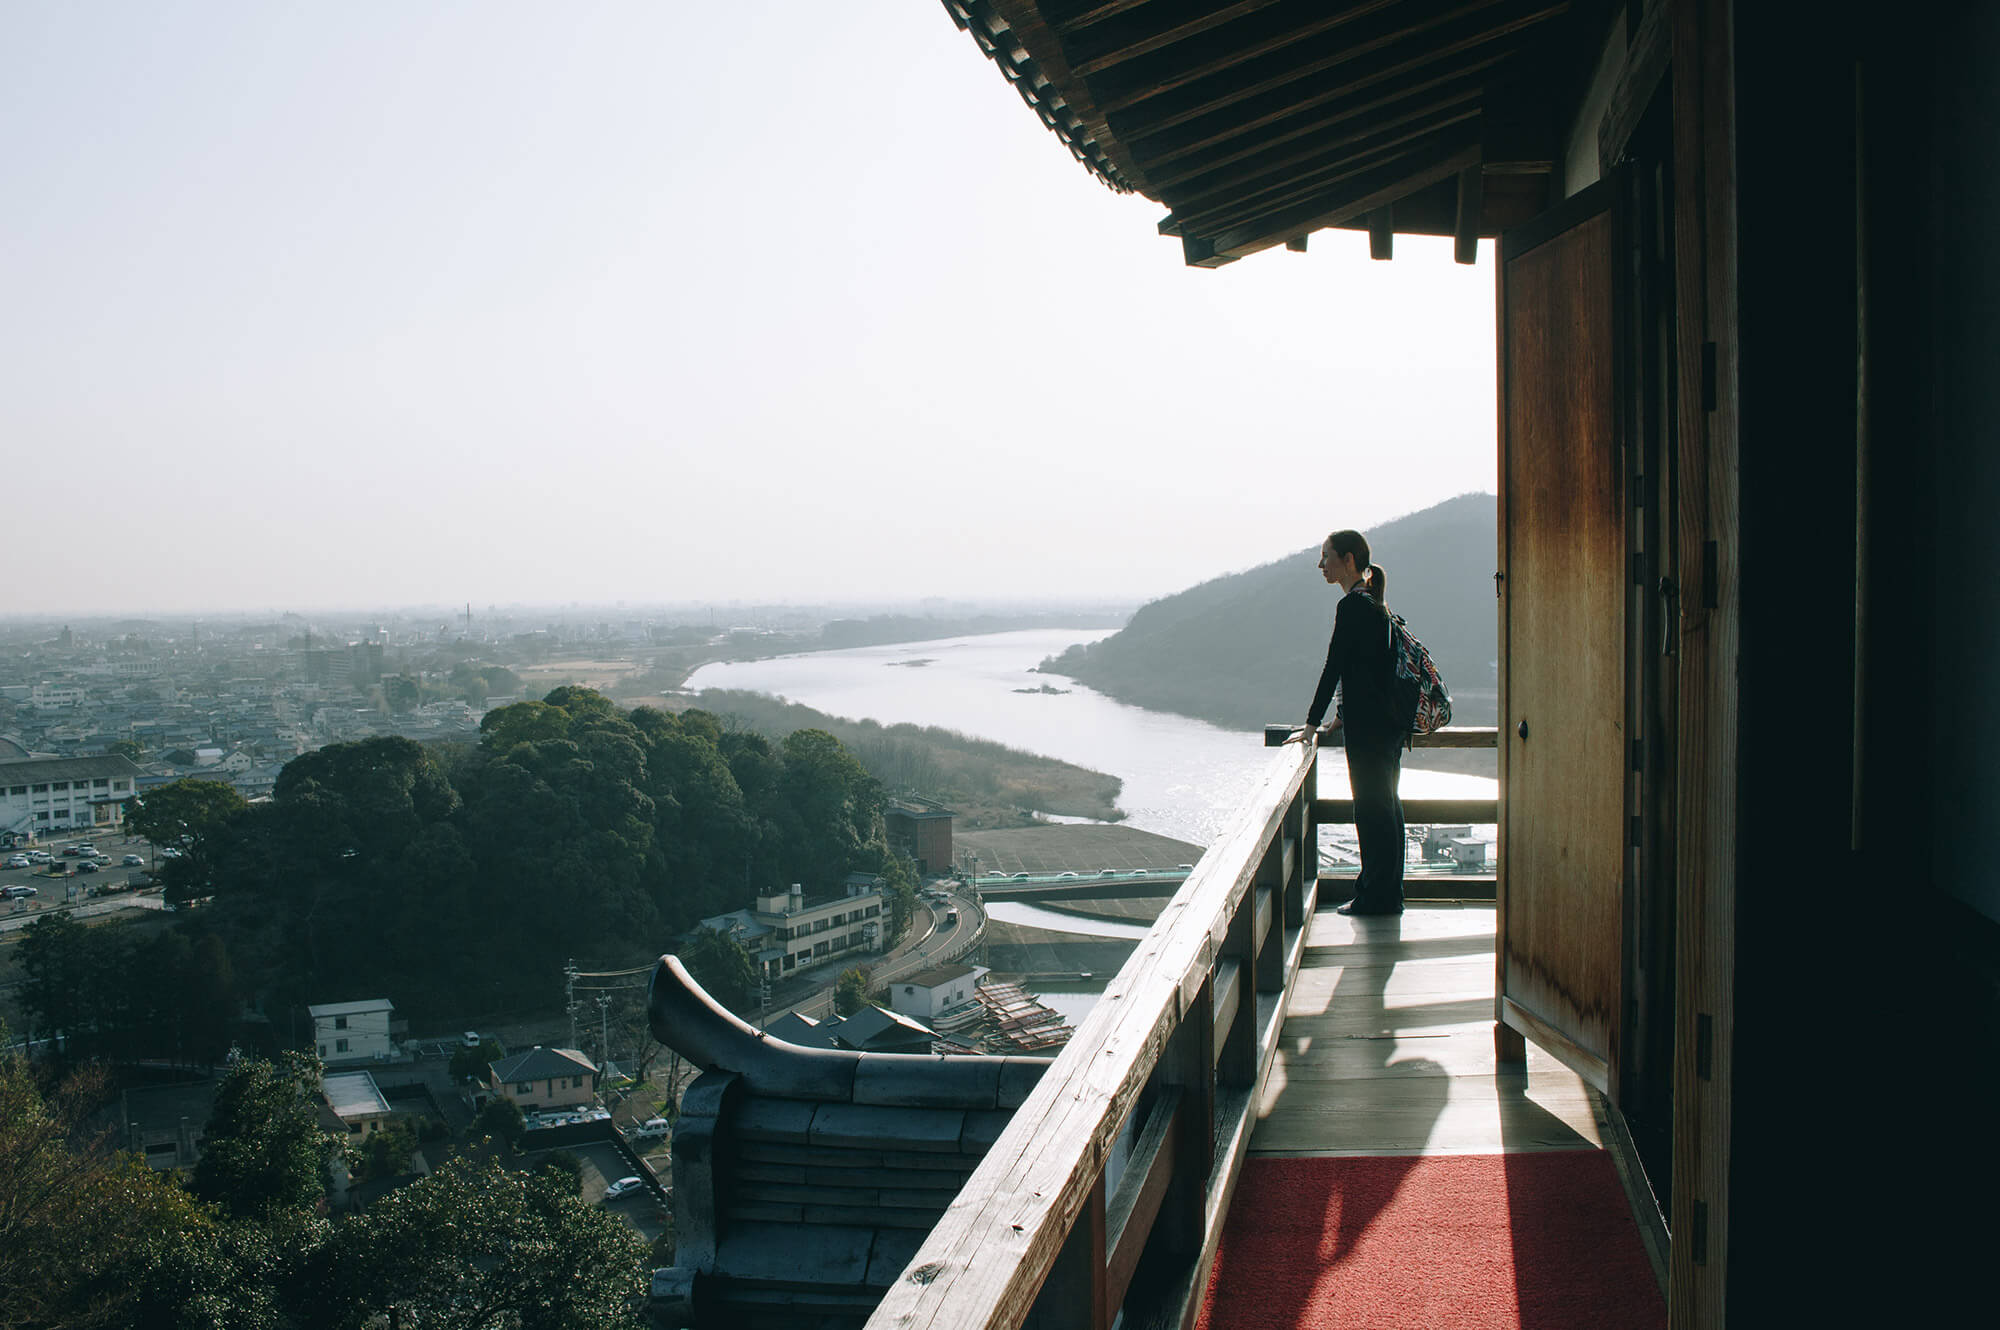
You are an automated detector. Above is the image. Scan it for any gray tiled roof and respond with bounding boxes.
[0,754,142,785]
[490,1046,594,1082]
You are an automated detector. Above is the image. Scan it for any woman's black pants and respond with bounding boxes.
[1345,730,1406,908]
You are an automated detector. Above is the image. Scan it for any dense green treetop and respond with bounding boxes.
[307,1158,647,1330]
[126,777,249,850]
[680,926,758,1014]
[194,1052,338,1224]
[150,688,895,1023]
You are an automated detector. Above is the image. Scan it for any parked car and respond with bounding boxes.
[123,853,145,866]
[27,850,52,864]
[603,1176,645,1200]
[62,846,82,857]
[1012,872,1029,880]
[4,855,27,869]
[76,861,100,873]
[4,885,38,899]
[627,1117,670,1141]
[1099,868,1118,877]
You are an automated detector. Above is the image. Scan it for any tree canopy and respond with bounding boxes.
[125,778,249,850]
[149,689,895,1024]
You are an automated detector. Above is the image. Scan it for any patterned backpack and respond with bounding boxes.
[1352,589,1453,737]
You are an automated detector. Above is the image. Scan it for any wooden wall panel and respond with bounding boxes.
[1499,203,1626,1091]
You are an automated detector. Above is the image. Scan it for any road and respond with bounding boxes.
[771,884,987,1023]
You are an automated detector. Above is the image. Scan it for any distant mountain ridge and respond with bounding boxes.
[1039,494,1498,732]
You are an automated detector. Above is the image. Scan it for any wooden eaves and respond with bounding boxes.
[943,0,1613,265]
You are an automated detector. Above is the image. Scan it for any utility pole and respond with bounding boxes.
[595,995,612,1075]
[564,959,580,1050]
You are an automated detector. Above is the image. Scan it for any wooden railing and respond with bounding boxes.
[864,743,1317,1330]
[1266,725,1500,897]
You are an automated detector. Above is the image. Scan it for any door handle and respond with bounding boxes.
[1517,719,1529,741]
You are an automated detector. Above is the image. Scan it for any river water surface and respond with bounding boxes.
[685,629,1496,848]
[687,629,1499,1021]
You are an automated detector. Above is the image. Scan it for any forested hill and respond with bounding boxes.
[1039,494,1498,731]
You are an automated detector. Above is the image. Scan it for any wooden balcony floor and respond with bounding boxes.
[1253,902,1603,1157]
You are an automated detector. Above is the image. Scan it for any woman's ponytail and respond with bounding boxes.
[1367,563,1388,603]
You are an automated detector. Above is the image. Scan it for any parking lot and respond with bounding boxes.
[518,1138,669,1244]
[1,832,165,923]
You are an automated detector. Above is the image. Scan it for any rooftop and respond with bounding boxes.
[490,1045,595,1082]
[307,998,394,1019]
[0,754,143,784]
[901,964,980,988]
[321,1071,394,1121]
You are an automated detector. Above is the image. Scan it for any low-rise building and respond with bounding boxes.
[487,1046,597,1113]
[889,963,990,1022]
[884,797,955,876]
[697,879,885,982]
[310,998,396,1064]
[0,754,141,839]
[322,1070,398,1138]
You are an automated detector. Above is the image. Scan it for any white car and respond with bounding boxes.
[627,1117,670,1141]
[3,855,27,869]
[27,851,52,864]
[603,1176,645,1200]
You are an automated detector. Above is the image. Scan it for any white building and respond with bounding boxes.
[310,999,396,1064]
[321,1070,399,1138]
[889,963,990,1022]
[0,755,141,842]
[698,879,885,982]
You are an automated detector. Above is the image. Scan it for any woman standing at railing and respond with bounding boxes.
[1293,528,1405,916]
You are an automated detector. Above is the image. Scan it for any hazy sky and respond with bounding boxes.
[4,2,1497,616]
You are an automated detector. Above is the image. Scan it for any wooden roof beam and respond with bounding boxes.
[1163,116,1479,232]
[1138,47,1514,176]
[1454,164,1485,261]
[1099,0,1565,119]
[1088,0,1400,85]
[1065,0,1296,77]
[1159,103,1484,220]
[1195,141,1482,263]
[1369,206,1396,258]
[986,0,1157,192]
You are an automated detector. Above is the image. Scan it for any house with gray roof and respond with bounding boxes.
[487,1046,597,1114]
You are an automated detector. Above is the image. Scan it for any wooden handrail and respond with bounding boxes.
[865,743,1319,1330]
[1262,723,1500,747]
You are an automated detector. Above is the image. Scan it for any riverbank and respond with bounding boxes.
[677,689,1124,827]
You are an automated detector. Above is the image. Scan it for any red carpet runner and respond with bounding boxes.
[1196,1152,1665,1330]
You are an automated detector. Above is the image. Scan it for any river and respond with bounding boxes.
[684,628,1496,848]
[687,629,1499,1023]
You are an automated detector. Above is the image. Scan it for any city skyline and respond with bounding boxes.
[5,4,1498,615]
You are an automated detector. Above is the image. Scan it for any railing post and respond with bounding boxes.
[1027,1175,1107,1330]
[1220,889,1258,1086]
[1304,746,1318,902]
[1161,976,1216,1253]
[1288,756,1315,925]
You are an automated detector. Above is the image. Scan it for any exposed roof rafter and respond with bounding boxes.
[946,0,1592,265]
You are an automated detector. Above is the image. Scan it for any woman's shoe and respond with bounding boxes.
[1335,897,1404,916]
